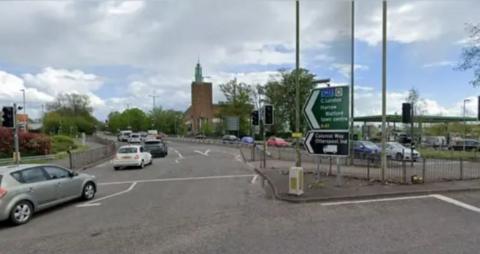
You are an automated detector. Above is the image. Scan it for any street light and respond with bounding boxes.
[20,89,26,115]
[463,98,471,151]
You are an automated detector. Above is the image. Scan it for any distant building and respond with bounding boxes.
[184,61,221,134]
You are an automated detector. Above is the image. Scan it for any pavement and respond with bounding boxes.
[254,159,480,202]
[2,141,480,253]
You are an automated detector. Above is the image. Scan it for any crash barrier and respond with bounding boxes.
[0,154,57,166]
[69,135,116,169]
[165,137,255,148]
[239,145,480,184]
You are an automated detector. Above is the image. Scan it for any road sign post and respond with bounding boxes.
[303,85,350,186]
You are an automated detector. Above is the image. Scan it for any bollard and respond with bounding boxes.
[402,159,407,184]
[460,158,464,180]
[422,157,426,183]
[329,157,333,176]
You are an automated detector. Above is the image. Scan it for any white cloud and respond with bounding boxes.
[422,61,455,68]
[104,1,145,15]
[331,63,369,78]
[23,67,103,95]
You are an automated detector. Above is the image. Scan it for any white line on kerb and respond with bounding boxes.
[98,174,255,186]
[321,195,431,206]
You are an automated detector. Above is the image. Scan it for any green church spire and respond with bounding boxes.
[194,58,203,83]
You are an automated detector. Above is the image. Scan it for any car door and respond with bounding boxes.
[17,167,56,206]
[43,166,83,199]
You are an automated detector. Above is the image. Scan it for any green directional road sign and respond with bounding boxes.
[304,86,350,130]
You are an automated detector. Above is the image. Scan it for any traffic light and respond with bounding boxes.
[2,106,14,128]
[251,110,259,126]
[402,103,412,123]
[264,105,273,125]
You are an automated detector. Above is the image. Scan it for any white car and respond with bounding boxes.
[385,142,421,161]
[112,145,153,170]
[128,133,142,143]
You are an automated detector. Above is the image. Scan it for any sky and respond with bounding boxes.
[0,0,479,121]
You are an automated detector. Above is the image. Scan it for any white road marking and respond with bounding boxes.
[77,182,137,207]
[76,203,101,207]
[431,194,480,213]
[250,174,259,184]
[321,195,431,206]
[322,194,480,214]
[172,148,183,159]
[235,154,243,162]
[98,174,256,186]
[194,150,209,156]
[175,159,180,164]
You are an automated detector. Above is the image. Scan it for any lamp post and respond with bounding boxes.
[20,89,26,115]
[463,98,471,151]
[294,0,301,167]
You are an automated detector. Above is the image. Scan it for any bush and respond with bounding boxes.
[51,135,78,154]
[0,127,51,158]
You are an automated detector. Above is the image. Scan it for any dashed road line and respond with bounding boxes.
[250,174,259,184]
[431,194,480,213]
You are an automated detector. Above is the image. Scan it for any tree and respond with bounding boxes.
[406,88,425,116]
[457,23,480,87]
[43,93,98,135]
[262,68,316,134]
[218,78,254,136]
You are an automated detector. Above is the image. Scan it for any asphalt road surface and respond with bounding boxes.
[1,141,480,254]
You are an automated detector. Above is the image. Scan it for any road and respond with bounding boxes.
[1,141,480,254]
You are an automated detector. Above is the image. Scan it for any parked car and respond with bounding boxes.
[385,142,420,161]
[267,137,289,147]
[139,132,148,141]
[241,136,255,144]
[0,164,96,225]
[143,140,168,158]
[195,134,206,139]
[353,141,380,159]
[222,135,238,144]
[112,145,153,170]
[128,133,142,143]
[448,139,480,151]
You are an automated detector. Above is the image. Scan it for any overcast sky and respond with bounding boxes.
[0,0,479,121]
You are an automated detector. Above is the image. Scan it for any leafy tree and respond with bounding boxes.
[262,68,316,134]
[457,23,480,87]
[218,78,254,136]
[43,93,98,135]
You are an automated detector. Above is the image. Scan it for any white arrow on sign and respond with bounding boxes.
[304,131,315,154]
[304,90,320,129]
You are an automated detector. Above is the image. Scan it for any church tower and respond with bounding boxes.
[189,60,214,133]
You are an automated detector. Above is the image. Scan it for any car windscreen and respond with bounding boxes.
[118,147,138,153]
[131,135,139,138]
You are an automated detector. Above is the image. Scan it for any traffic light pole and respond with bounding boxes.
[13,103,20,165]
[411,102,414,167]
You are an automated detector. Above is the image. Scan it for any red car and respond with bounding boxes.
[267,137,289,147]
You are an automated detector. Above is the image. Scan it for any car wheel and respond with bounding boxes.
[114,166,120,171]
[395,153,403,161]
[9,200,33,225]
[82,182,96,200]
[140,160,145,169]
[150,158,153,165]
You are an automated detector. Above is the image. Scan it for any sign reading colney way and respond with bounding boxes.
[303,86,350,156]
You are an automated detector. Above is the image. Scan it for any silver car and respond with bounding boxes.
[0,164,97,225]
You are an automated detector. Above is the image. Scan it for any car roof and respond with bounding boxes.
[0,164,64,174]
[119,145,141,148]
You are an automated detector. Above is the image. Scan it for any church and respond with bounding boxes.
[184,61,221,134]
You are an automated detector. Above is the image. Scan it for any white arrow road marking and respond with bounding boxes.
[77,182,137,208]
[194,149,210,156]
[305,90,320,129]
[172,148,183,159]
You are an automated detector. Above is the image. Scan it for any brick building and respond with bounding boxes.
[184,61,220,134]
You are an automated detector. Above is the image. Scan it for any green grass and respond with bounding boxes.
[51,135,79,154]
[418,148,480,161]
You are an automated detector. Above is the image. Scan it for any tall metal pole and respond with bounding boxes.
[149,95,157,110]
[349,0,355,165]
[380,0,387,182]
[21,89,26,115]
[13,103,19,165]
[463,99,470,151]
[411,102,414,167]
[295,0,301,167]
